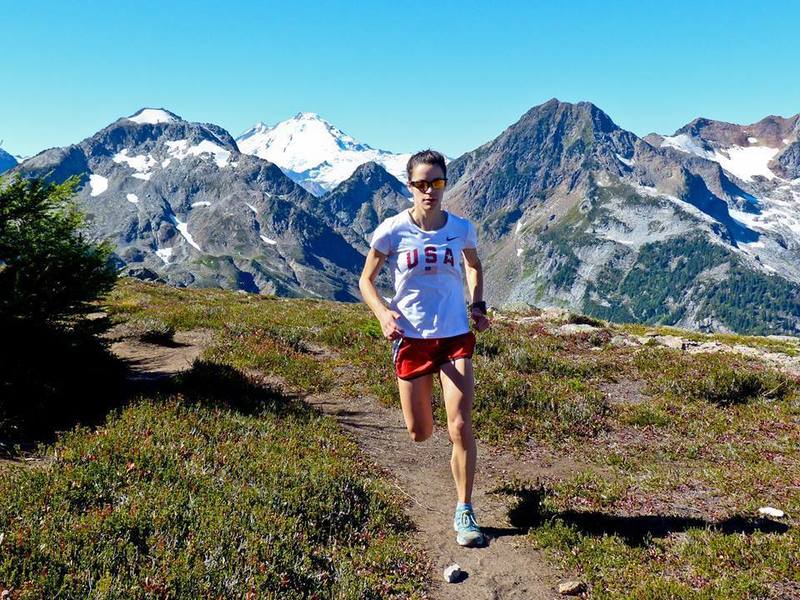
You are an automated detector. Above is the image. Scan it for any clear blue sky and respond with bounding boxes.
[2,0,798,158]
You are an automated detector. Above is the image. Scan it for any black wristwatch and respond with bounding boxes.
[469,301,487,315]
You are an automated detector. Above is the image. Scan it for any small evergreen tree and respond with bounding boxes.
[1,176,122,448]
[0,175,117,323]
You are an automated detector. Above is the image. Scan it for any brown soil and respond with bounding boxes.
[302,388,566,599]
[104,325,213,380]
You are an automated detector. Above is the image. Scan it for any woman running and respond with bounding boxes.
[359,149,490,547]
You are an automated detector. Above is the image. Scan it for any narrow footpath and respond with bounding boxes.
[110,327,567,599]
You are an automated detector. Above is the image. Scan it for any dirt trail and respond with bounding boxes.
[303,388,564,599]
[109,330,566,598]
[106,326,213,380]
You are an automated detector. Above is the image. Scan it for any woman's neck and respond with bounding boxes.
[410,206,446,231]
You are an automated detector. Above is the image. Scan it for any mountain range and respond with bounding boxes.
[13,108,366,300]
[6,101,800,334]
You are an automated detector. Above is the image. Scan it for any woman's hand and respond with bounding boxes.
[379,309,404,340]
[471,308,491,332]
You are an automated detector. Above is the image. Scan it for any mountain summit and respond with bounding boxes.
[445,98,800,334]
[236,112,410,195]
[0,146,17,174]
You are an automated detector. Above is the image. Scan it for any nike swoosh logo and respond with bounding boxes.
[446,236,459,241]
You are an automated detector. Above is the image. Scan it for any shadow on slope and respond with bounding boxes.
[493,484,789,547]
[0,317,312,456]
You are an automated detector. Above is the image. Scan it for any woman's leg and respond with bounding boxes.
[438,357,476,504]
[397,374,435,442]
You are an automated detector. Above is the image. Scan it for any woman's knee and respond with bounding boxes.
[447,417,472,444]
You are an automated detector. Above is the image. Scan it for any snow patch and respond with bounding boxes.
[661,133,711,157]
[191,201,211,208]
[155,247,173,264]
[515,220,524,234]
[166,139,232,168]
[748,137,758,144]
[126,193,138,203]
[245,203,258,214]
[128,109,177,125]
[89,174,108,196]
[113,149,157,172]
[162,158,171,168]
[132,172,151,181]
[260,235,278,245]
[718,145,781,181]
[167,214,203,251]
[661,134,780,182]
[616,153,635,167]
[516,248,523,257]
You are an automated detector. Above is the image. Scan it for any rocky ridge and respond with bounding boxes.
[445,99,800,335]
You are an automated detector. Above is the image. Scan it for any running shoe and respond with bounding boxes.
[453,506,485,547]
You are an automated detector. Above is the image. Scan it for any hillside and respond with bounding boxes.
[1,279,797,598]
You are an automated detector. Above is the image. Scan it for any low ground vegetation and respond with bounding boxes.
[2,278,797,598]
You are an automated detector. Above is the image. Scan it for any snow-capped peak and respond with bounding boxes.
[236,112,411,195]
[127,108,181,125]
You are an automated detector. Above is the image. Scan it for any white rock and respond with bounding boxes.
[443,563,462,583]
[758,506,785,518]
[558,580,586,595]
[541,307,570,322]
[610,335,638,347]
[694,342,724,353]
[655,335,685,350]
[557,323,599,335]
[765,335,800,344]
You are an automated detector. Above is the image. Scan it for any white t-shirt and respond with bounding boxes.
[370,209,478,339]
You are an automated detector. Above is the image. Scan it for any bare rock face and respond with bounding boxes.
[442,99,800,335]
[12,108,364,301]
[316,161,411,254]
[774,141,800,179]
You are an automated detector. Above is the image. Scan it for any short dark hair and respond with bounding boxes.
[406,149,447,181]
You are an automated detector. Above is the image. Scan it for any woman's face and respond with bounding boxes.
[407,163,446,211]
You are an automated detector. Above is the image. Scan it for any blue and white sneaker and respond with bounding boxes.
[453,505,485,547]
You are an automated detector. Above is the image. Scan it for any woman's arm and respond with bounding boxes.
[463,247,490,332]
[359,248,404,340]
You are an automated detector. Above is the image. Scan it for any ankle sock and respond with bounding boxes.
[456,502,473,512]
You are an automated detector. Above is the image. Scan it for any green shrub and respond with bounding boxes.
[0,176,120,445]
[0,176,116,323]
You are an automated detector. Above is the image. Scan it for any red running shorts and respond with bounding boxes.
[391,331,476,380]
